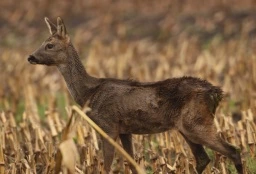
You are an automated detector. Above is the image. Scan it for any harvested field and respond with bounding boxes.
[0,0,256,173]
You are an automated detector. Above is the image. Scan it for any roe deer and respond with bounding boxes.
[28,17,243,174]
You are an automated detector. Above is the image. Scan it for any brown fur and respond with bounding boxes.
[28,17,243,174]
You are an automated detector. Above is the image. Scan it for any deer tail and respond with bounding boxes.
[205,87,223,114]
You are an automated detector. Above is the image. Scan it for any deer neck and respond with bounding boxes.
[57,43,99,106]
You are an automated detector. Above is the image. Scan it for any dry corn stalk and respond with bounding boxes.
[55,110,80,174]
[0,143,5,174]
[72,105,146,174]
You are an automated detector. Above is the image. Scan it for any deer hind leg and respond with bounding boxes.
[102,133,118,173]
[205,133,242,174]
[180,132,210,174]
[119,134,137,174]
[180,116,243,174]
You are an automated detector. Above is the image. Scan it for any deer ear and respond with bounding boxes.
[45,17,57,35]
[57,17,67,38]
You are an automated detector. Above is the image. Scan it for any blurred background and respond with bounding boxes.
[1,0,256,112]
[1,0,256,114]
[0,0,256,173]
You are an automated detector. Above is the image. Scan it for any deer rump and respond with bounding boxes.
[87,76,223,135]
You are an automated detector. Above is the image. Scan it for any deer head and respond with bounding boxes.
[28,17,70,66]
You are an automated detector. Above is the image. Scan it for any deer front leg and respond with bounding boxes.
[102,133,118,173]
[119,134,137,174]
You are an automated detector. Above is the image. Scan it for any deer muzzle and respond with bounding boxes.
[27,55,39,65]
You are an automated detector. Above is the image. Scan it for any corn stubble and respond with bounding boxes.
[2,109,255,174]
[1,0,256,172]
[0,38,255,173]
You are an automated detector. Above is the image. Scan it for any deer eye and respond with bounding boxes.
[46,44,54,49]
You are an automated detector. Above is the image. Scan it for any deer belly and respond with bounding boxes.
[119,110,173,134]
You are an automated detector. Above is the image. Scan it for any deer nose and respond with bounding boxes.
[27,55,38,64]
